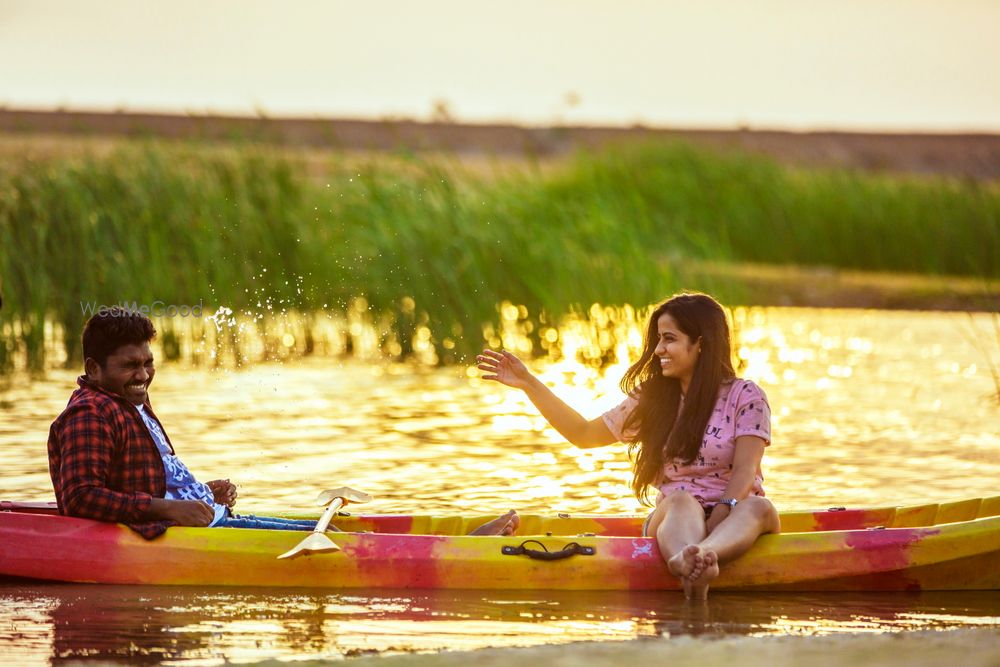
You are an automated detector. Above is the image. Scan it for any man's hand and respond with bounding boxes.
[146,498,215,526]
[206,479,238,507]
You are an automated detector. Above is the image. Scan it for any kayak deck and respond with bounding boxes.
[6,496,999,534]
[2,497,998,591]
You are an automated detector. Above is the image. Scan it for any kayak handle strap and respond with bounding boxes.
[501,540,595,560]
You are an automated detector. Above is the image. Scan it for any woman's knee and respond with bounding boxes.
[742,496,780,533]
[658,490,700,511]
[650,491,701,535]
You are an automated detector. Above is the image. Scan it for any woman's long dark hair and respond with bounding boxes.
[622,293,735,504]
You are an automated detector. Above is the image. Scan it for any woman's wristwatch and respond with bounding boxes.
[718,498,738,509]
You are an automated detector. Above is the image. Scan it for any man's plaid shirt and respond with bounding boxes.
[47,376,174,539]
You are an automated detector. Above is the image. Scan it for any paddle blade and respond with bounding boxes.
[276,532,341,560]
[316,487,373,506]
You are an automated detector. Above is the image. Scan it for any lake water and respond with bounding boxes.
[1,306,998,664]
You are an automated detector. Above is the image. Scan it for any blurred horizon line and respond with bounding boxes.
[4,106,1000,180]
[4,104,1000,138]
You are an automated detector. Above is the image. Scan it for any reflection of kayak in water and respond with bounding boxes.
[1,497,997,591]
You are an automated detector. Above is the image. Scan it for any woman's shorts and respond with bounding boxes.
[641,503,715,537]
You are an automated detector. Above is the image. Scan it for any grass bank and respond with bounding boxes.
[1,139,997,371]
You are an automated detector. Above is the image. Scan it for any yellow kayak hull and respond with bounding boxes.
[1,496,997,591]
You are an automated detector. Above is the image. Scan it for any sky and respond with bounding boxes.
[1,0,998,131]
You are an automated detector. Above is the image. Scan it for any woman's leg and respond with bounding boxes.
[700,497,780,562]
[683,497,780,599]
[650,491,708,597]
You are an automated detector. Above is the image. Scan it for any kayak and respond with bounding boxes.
[1,497,998,591]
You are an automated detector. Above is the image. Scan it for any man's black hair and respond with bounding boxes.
[82,308,157,368]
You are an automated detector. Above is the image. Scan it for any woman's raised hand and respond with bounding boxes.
[477,349,534,390]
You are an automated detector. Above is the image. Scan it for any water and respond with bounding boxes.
[1,306,998,664]
[1,586,998,665]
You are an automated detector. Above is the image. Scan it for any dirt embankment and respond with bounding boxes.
[682,262,999,313]
[2,108,1000,180]
[248,629,1000,667]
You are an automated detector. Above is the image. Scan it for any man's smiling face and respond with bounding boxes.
[86,342,155,405]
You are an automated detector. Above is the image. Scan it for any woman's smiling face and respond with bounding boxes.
[654,312,701,391]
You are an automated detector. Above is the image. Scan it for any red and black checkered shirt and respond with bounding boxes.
[47,376,175,539]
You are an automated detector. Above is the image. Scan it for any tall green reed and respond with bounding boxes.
[1,139,997,372]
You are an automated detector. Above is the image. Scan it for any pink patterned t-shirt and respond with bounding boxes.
[601,378,771,505]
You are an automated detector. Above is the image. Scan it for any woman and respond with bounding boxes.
[477,292,779,599]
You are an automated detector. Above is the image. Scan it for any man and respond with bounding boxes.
[48,308,518,539]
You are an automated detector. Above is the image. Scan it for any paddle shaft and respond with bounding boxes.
[312,497,345,534]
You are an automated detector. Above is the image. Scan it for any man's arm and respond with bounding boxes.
[56,402,155,523]
[143,497,214,525]
[56,403,216,526]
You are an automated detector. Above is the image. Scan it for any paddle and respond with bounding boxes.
[276,487,372,560]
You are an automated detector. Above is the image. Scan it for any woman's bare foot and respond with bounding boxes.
[667,544,703,579]
[685,550,719,600]
[469,510,520,536]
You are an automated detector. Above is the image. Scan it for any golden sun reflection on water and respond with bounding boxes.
[3,306,996,516]
[1,586,998,665]
[2,307,998,664]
